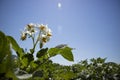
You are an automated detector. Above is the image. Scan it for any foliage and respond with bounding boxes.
[0,31,17,80]
[71,57,120,80]
[29,58,120,80]
[0,23,120,80]
[22,57,120,80]
[0,23,74,80]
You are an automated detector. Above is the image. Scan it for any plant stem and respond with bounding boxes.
[32,34,35,46]
[31,31,41,54]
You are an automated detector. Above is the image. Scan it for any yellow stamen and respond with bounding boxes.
[47,33,52,36]
[21,34,26,40]
[40,25,45,30]
[42,37,47,43]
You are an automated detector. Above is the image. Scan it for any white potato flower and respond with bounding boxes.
[39,34,50,43]
[37,24,52,43]
[21,31,27,40]
[24,23,36,36]
[39,24,48,32]
[46,28,52,37]
[21,23,52,48]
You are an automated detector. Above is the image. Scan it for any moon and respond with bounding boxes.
[58,2,61,8]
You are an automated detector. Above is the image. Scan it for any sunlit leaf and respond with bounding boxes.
[60,47,74,61]
[0,31,17,79]
[21,57,28,68]
[48,48,60,57]
[0,31,12,73]
[48,47,74,61]
[0,31,8,62]
[7,36,24,57]
[30,61,38,69]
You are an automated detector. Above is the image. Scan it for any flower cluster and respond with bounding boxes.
[21,23,52,48]
[38,24,52,43]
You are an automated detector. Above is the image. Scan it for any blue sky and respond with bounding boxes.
[0,0,120,65]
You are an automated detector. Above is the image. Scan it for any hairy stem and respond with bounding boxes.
[31,31,41,54]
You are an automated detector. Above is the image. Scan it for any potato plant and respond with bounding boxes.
[0,23,74,80]
[0,23,119,80]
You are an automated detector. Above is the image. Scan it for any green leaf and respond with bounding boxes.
[48,47,74,61]
[7,36,23,57]
[36,48,48,58]
[60,47,74,61]
[23,53,34,62]
[21,56,28,68]
[30,61,39,69]
[30,49,34,54]
[0,31,12,73]
[0,31,17,79]
[48,48,60,57]
[6,70,17,80]
[21,53,34,68]
[0,31,8,62]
